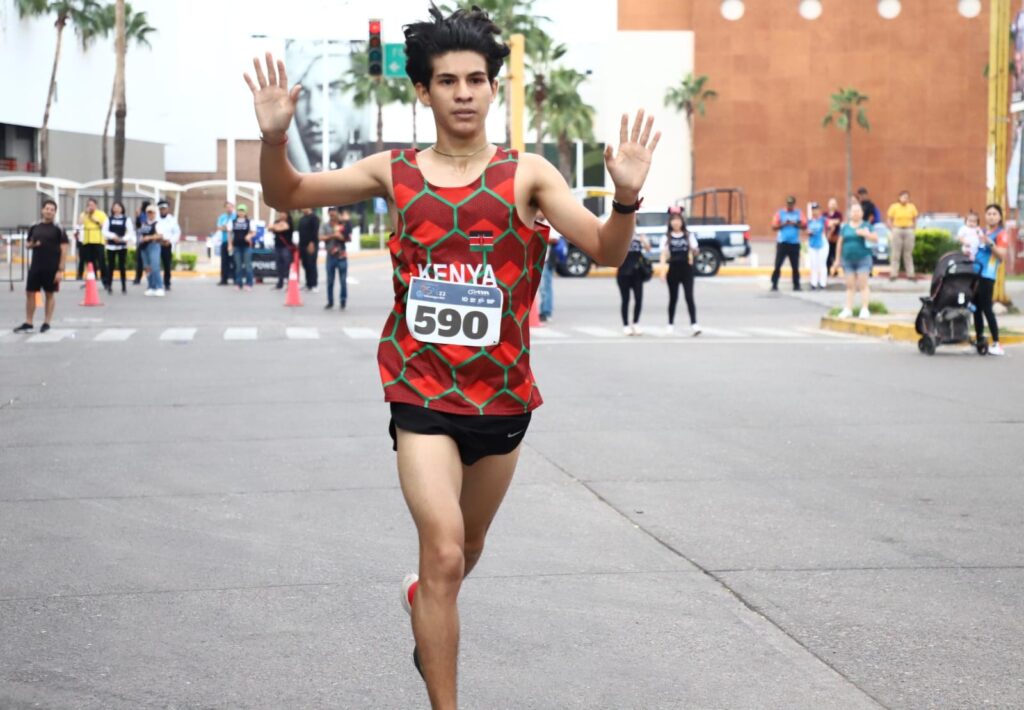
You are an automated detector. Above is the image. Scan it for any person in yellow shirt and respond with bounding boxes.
[76,198,108,286]
[886,190,919,280]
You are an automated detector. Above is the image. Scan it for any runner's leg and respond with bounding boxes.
[460,448,521,577]
[397,430,465,710]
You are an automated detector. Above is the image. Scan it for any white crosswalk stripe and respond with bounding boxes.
[286,327,320,340]
[698,326,745,338]
[743,327,803,339]
[572,326,622,338]
[224,327,258,341]
[342,327,379,340]
[530,327,569,338]
[94,328,136,342]
[159,328,196,342]
[26,328,76,343]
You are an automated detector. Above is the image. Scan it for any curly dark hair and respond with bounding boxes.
[403,3,510,87]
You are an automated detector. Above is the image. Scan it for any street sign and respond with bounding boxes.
[384,43,406,79]
[373,197,388,214]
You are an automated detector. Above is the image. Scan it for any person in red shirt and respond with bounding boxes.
[245,6,660,707]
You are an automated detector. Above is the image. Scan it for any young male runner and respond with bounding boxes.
[14,199,69,334]
[245,6,659,708]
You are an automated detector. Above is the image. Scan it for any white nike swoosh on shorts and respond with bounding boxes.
[507,430,525,438]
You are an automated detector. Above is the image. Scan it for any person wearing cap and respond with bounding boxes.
[138,204,165,296]
[806,202,828,290]
[770,195,806,291]
[156,200,181,291]
[231,204,256,291]
[216,201,237,286]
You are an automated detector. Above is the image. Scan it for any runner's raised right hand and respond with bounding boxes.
[243,52,301,142]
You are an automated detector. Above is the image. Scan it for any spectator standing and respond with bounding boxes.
[831,202,877,318]
[857,187,880,225]
[216,201,236,286]
[824,197,842,270]
[13,200,69,334]
[536,209,556,322]
[232,204,256,291]
[320,206,351,309]
[806,202,828,290]
[132,200,150,285]
[138,204,165,296]
[297,207,320,291]
[102,201,134,294]
[76,198,107,286]
[886,190,919,280]
[270,210,295,289]
[617,232,652,335]
[974,204,1009,356]
[770,195,806,291]
[156,200,181,291]
[658,206,700,335]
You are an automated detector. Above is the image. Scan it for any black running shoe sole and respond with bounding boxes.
[413,646,424,681]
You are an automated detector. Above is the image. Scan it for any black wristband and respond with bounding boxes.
[612,197,643,214]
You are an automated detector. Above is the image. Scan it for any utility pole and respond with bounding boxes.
[508,34,525,153]
[988,0,1013,304]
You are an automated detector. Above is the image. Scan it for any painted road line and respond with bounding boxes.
[797,326,858,339]
[224,327,258,341]
[530,327,569,338]
[26,329,76,343]
[572,326,623,338]
[342,327,379,340]
[159,328,197,342]
[94,328,136,342]
[743,327,803,339]
[286,327,320,340]
[699,327,745,338]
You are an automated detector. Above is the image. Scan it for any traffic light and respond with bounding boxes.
[368,19,382,77]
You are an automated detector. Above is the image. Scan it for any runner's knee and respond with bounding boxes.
[421,540,466,587]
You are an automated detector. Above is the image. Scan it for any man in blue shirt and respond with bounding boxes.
[216,201,236,286]
[770,195,806,291]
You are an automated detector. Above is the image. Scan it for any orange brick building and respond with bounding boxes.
[619,0,991,236]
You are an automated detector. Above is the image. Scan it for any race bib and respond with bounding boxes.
[406,277,503,347]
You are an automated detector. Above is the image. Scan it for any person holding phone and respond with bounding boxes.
[770,195,806,291]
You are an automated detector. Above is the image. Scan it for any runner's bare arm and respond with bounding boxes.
[244,53,389,209]
[529,111,659,267]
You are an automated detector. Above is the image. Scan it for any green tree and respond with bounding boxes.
[528,67,595,183]
[526,33,566,156]
[663,73,717,193]
[822,87,870,206]
[341,52,416,152]
[16,0,106,176]
[444,0,549,145]
[91,1,154,194]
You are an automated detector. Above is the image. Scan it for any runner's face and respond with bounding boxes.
[419,52,496,138]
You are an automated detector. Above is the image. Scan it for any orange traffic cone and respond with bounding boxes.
[529,295,543,327]
[79,263,103,307]
[284,251,303,307]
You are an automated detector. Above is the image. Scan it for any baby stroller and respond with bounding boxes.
[914,251,985,356]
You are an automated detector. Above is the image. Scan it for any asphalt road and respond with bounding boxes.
[1,258,1022,709]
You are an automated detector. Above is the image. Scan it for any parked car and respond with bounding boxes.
[916,212,965,238]
[554,187,751,277]
[870,223,891,265]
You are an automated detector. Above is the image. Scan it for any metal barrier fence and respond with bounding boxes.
[1,227,29,291]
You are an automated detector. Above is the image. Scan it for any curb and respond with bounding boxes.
[820,316,1024,345]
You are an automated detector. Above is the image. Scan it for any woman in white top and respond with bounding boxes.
[101,201,135,294]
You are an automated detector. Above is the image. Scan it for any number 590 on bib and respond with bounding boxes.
[406,277,504,347]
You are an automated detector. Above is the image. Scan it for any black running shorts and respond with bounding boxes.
[26,269,60,293]
[388,403,531,466]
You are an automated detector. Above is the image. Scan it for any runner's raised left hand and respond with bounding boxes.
[604,110,661,201]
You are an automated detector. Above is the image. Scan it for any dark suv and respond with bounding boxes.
[555,188,751,277]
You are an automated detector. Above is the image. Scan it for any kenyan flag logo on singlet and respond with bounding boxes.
[469,230,494,252]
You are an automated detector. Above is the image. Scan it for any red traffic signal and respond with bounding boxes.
[369,18,382,76]
[369,19,381,34]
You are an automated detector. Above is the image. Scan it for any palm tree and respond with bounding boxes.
[822,88,870,207]
[529,67,595,183]
[663,73,717,194]
[341,52,415,152]
[526,34,566,156]
[92,1,154,192]
[444,0,549,145]
[16,0,105,176]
